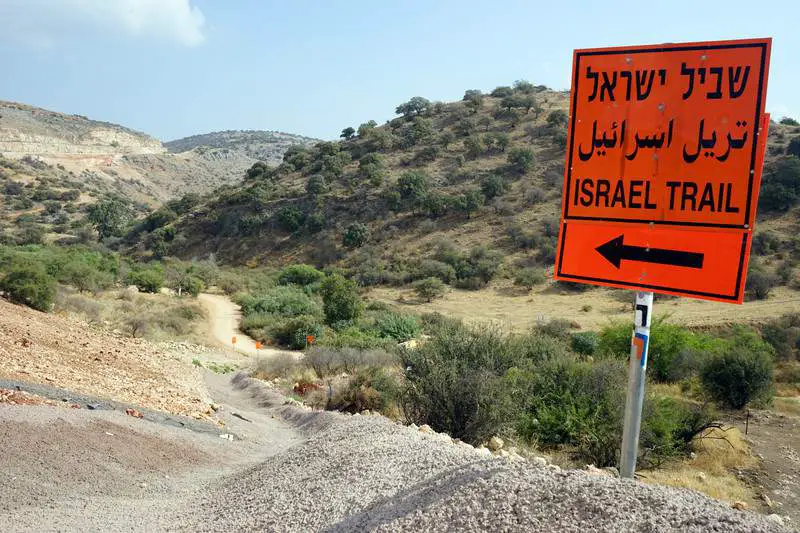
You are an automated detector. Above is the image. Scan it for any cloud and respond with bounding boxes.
[0,0,206,47]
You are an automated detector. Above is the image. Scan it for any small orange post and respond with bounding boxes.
[306,335,316,347]
[255,341,262,350]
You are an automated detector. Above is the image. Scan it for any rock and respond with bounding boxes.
[731,501,747,511]
[696,472,707,482]
[532,456,548,467]
[761,494,773,508]
[408,423,418,430]
[499,450,510,458]
[585,464,612,477]
[86,404,100,410]
[547,464,562,472]
[602,467,620,478]
[766,514,784,525]
[689,452,697,460]
[488,436,504,451]
[362,410,371,416]
[124,408,143,419]
[418,424,432,433]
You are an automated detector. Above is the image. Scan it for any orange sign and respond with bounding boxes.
[554,38,771,303]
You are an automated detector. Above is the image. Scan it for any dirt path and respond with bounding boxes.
[198,293,295,360]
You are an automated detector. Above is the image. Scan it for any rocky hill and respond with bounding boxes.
[165,130,319,165]
[0,101,317,244]
[0,101,316,206]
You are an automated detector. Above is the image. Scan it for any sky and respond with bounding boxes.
[0,0,798,142]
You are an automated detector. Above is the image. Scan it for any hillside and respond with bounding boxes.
[152,83,800,299]
[0,101,315,245]
[165,130,319,164]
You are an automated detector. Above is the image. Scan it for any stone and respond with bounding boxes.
[499,450,510,458]
[696,472,707,482]
[585,464,612,477]
[361,410,371,416]
[408,423,418,430]
[602,467,619,478]
[731,501,747,511]
[765,514,784,525]
[689,452,697,460]
[418,424,432,433]
[761,494,773,508]
[488,436,504,451]
[532,456,548,467]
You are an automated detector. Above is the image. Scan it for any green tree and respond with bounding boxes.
[357,120,378,137]
[0,264,55,311]
[788,138,800,158]
[780,116,799,126]
[454,189,484,218]
[396,171,430,202]
[464,135,484,158]
[87,198,132,240]
[413,277,447,302]
[547,109,569,128]
[342,222,370,248]
[513,79,535,94]
[395,96,431,118]
[306,174,328,196]
[439,131,456,149]
[320,273,363,324]
[507,147,535,173]
[701,342,774,409]
[481,175,508,200]
[759,156,800,212]
[340,127,356,140]
[277,206,304,232]
[490,86,513,97]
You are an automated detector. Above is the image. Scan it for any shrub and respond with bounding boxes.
[177,275,204,297]
[780,117,800,126]
[547,109,569,128]
[760,314,800,360]
[320,273,363,324]
[342,222,370,248]
[571,331,598,356]
[510,359,626,466]
[0,264,55,311]
[413,277,447,302]
[700,343,774,409]
[270,315,324,349]
[752,230,781,255]
[411,259,456,284]
[306,174,328,195]
[758,156,800,212]
[639,398,716,467]
[237,286,320,318]
[480,175,507,200]
[375,312,420,342]
[507,147,535,173]
[788,137,800,158]
[746,264,779,300]
[277,264,324,287]
[514,267,546,289]
[126,267,163,293]
[328,367,400,414]
[277,206,304,232]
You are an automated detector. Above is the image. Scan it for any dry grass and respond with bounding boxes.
[773,396,800,417]
[369,283,800,332]
[641,426,758,505]
[55,287,207,342]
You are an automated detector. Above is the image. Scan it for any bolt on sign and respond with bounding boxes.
[554,38,771,303]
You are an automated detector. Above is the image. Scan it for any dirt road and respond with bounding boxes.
[198,293,295,359]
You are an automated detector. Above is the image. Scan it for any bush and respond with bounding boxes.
[269,315,324,349]
[411,259,456,284]
[320,274,363,324]
[507,147,535,173]
[514,267,546,289]
[0,264,55,311]
[342,222,370,248]
[480,175,508,200]
[328,367,399,414]
[237,286,320,318]
[400,321,567,443]
[571,331,598,356]
[413,277,446,302]
[277,264,324,287]
[375,312,421,342]
[126,267,163,293]
[780,117,800,126]
[277,206,304,232]
[510,359,626,466]
[746,264,779,300]
[177,275,204,297]
[760,314,800,360]
[701,342,774,409]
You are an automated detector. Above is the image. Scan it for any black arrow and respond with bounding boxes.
[596,235,704,269]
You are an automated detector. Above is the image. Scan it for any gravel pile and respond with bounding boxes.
[190,391,789,532]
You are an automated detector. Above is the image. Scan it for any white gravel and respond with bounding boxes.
[186,378,791,533]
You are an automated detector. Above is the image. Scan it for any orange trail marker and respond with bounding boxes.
[231,336,237,345]
[554,38,771,303]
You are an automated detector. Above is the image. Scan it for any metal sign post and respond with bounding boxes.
[620,291,653,478]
